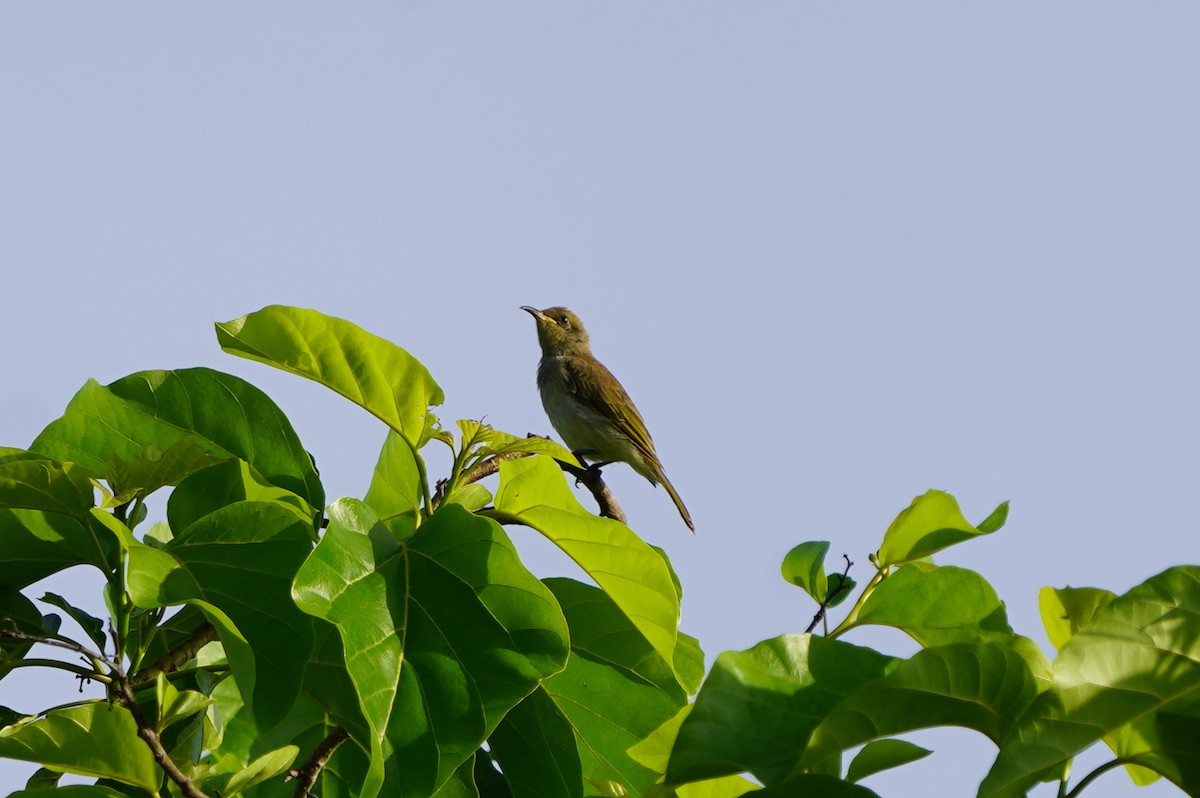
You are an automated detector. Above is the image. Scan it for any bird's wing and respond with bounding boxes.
[561,355,659,463]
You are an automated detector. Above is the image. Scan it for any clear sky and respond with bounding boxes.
[2,5,1197,796]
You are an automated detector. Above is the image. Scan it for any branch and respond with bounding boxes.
[805,555,855,634]
[131,623,217,686]
[286,725,351,798]
[458,439,628,525]
[0,626,210,798]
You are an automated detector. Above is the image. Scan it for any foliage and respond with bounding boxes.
[1,305,1196,798]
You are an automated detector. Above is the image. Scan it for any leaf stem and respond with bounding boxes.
[826,563,890,639]
[1065,758,1134,798]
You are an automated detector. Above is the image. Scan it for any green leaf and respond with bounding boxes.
[844,739,932,782]
[670,775,760,798]
[293,499,569,798]
[875,491,1004,567]
[0,508,116,589]
[0,588,49,670]
[855,564,1012,647]
[494,577,689,798]
[0,702,160,790]
[981,566,1200,798]
[9,789,133,798]
[471,426,580,465]
[363,430,423,539]
[166,459,315,537]
[494,456,681,682]
[801,642,1040,772]
[125,500,316,732]
[38,592,107,651]
[1038,585,1117,651]
[1107,708,1200,792]
[780,541,831,603]
[742,774,881,797]
[488,690,581,798]
[0,450,95,518]
[665,634,896,786]
[31,369,323,510]
[223,745,300,795]
[23,768,63,789]
[216,305,444,450]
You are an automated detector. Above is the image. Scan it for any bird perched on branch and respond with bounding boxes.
[521,305,694,532]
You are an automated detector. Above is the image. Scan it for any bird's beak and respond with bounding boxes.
[520,305,547,322]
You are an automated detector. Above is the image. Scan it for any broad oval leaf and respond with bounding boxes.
[492,577,691,798]
[981,566,1200,798]
[875,491,1006,567]
[0,450,95,518]
[800,642,1040,774]
[0,702,159,791]
[216,305,444,449]
[493,456,681,681]
[666,634,896,787]
[126,500,317,732]
[293,499,569,798]
[0,509,117,589]
[30,369,323,509]
[856,563,1012,647]
[363,430,423,539]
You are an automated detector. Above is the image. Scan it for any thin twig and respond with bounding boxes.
[131,623,217,686]
[805,555,855,634]
[286,725,351,798]
[0,626,210,798]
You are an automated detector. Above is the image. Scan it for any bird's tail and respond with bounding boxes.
[658,470,695,533]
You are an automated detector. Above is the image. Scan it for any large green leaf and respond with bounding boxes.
[0,508,116,589]
[0,449,95,518]
[665,634,896,787]
[800,641,1040,773]
[981,566,1200,798]
[30,369,323,509]
[488,689,580,798]
[363,430,423,540]
[216,305,444,449]
[875,491,1006,567]
[293,499,569,798]
[0,702,159,790]
[493,456,681,680]
[166,459,316,537]
[9,789,133,798]
[125,500,317,732]
[855,563,1012,647]
[492,577,690,798]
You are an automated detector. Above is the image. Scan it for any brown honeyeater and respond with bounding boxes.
[521,305,694,532]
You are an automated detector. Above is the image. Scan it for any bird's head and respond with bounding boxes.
[521,306,591,356]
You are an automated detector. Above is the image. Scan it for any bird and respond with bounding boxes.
[520,305,694,532]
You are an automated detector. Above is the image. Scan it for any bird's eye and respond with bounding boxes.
[558,316,571,328]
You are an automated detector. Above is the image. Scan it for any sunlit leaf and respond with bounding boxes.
[780,541,831,603]
[125,500,316,732]
[666,634,895,786]
[981,566,1200,798]
[801,642,1039,773]
[0,509,116,589]
[294,499,569,798]
[216,305,443,450]
[875,491,1005,567]
[1037,585,1116,651]
[0,702,159,790]
[856,563,1012,647]
[0,450,95,518]
[742,774,881,797]
[494,456,680,682]
[30,369,323,509]
[363,430,423,540]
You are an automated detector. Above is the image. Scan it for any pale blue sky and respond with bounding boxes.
[2,5,1197,796]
